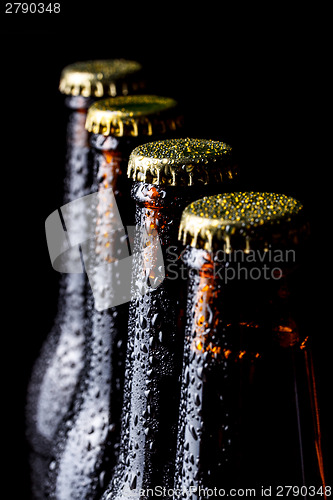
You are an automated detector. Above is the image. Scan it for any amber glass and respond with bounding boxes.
[174,246,327,495]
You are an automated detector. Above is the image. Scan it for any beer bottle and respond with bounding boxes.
[175,192,327,496]
[26,59,145,499]
[46,95,183,500]
[101,138,238,500]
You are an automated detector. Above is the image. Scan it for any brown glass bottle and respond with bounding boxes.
[101,138,238,500]
[174,192,327,497]
[46,96,183,500]
[26,60,145,500]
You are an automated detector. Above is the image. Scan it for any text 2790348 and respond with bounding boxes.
[5,3,60,13]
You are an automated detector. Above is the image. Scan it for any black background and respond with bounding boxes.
[1,4,331,497]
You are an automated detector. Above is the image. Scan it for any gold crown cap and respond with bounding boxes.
[59,59,143,97]
[85,95,180,137]
[179,192,306,252]
[127,137,236,186]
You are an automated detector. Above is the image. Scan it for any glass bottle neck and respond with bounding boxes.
[131,182,211,248]
[182,245,304,354]
[65,95,94,110]
[62,96,91,205]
